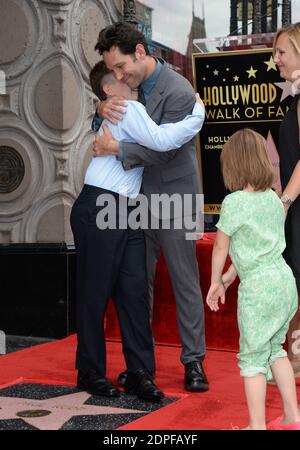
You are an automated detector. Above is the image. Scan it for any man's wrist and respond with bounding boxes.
[111,139,120,155]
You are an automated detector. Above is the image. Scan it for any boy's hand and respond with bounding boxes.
[206,283,225,312]
[97,97,128,124]
[195,93,204,107]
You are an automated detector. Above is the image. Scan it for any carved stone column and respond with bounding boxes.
[123,0,136,24]
[282,0,291,26]
[230,0,238,36]
[252,0,262,34]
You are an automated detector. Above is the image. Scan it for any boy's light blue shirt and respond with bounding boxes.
[85,101,205,198]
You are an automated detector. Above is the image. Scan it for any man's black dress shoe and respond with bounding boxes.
[118,369,156,387]
[77,369,120,397]
[184,361,209,392]
[117,370,128,387]
[124,369,164,402]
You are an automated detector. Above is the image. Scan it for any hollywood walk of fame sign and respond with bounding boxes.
[193,49,296,214]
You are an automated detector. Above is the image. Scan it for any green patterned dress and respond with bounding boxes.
[217,189,298,380]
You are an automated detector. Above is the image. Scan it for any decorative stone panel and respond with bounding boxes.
[0,0,122,243]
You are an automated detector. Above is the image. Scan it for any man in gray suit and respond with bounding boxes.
[92,22,208,392]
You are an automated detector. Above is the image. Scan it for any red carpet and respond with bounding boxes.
[0,335,299,430]
[105,233,240,352]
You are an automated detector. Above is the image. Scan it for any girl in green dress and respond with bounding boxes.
[206,128,300,430]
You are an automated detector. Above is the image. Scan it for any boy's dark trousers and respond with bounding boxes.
[70,184,155,376]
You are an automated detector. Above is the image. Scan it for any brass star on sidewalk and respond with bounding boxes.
[264,56,277,72]
[246,66,257,78]
[0,392,145,430]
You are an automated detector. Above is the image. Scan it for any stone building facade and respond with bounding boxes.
[0,0,122,244]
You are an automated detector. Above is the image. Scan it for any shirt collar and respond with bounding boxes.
[140,58,162,99]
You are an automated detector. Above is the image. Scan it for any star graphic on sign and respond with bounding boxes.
[246,66,257,78]
[233,75,239,82]
[274,80,294,102]
[0,392,145,430]
[213,69,219,76]
[206,64,210,68]
[264,56,277,72]
[226,67,230,72]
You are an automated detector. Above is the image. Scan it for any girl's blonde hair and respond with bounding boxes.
[220,128,274,192]
[273,22,300,56]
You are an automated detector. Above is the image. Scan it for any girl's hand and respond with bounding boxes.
[222,269,237,291]
[206,283,225,312]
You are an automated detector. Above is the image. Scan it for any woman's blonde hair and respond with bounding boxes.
[220,128,274,192]
[273,22,300,56]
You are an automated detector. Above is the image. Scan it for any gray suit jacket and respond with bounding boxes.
[122,59,202,202]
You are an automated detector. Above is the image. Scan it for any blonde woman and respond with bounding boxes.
[273,22,300,377]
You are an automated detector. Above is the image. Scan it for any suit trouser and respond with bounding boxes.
[70,184,155,376]
[144,225,206,365]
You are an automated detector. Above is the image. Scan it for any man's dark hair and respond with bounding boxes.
[95,21,150,56]
[89,60,114,101]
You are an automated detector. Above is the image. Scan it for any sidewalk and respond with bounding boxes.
[4,335,54,354]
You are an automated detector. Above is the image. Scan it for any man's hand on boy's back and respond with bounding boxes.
[97,97,127,125]
[93,126,119,157]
